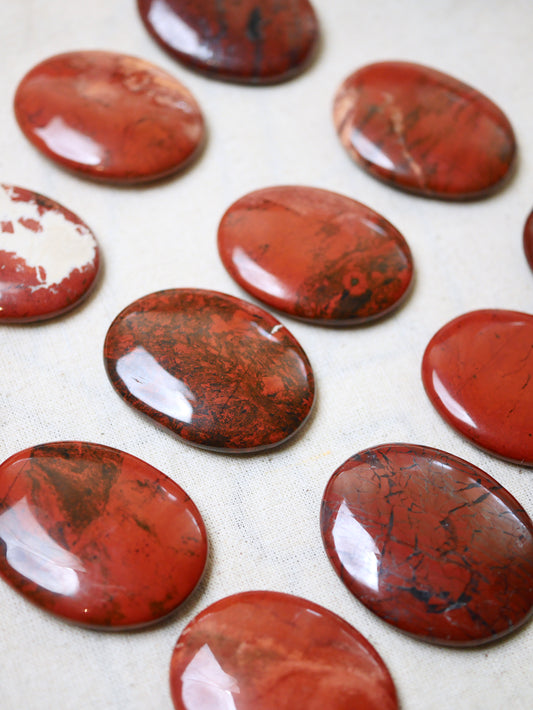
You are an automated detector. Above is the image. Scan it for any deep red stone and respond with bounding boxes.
[524,210,533,272]
[333,61,516,199]
[137,0,319,84]
[218,185,413,325]
[321,443,533,646]
[0,442,207,628]
[103,288,314,452]
[422,309,533,465]
[0,184,99,322]
[169,591,398,710]
[14,51,205,183]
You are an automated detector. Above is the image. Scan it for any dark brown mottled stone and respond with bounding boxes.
[218,185,413,324]
[137,0,319,84]
[321,443,533,646]
[524,210,533,272]
[103,288,315,452]
[333,61,516,199]
[169,591,398,709]
[0,442,207,628]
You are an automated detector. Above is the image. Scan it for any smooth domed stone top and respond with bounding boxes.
[524,210,533,271]
[321,443,533,646]
[169,591,398,710]
[333,61,516,199]
[104,288,314,452]
[137,0,319,84]
[0,184,99,322]
[218,186,413,325]
[14,51,205,183]
[0,442,207,628]
[422,309,533,465]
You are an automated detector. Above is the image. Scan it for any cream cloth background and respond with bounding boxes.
[1,1,532,708]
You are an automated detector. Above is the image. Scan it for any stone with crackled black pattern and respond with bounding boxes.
[218,185,413,324]
[422,309,533,465]
[333,61,516,199]
[14,51,205,183]
[169,590,398,709]
[104,288,314,452]
[0,442,207,628]
[0,184,99,322]
[321,443,533,646]
[137,0,319,84]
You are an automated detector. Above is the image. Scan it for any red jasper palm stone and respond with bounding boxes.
[0,442,207,628]
[14,51,205,183]
[422,309,533,465]
[321,443,533,646]
[218,185,413,324]
[333,61,516,199]
[137,0,319,84]
[169,591,398,710]
[104,288,315,452]
[0,184,99,322]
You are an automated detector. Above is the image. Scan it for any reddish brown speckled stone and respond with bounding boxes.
[524,210,533,271]
[422,309,533,465]
[137,0,319,84]
[14,51,205,183]
[103,288,314,452]
[333,61,516,199]
[0,184,99,322]
[218,185,413,324]
[169,591,398,710]
[321,443,533,646]
[0,442,207,628]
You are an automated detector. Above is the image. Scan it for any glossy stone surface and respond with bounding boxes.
[321,443,533,646]
[218,185,413,325]
[137,0,319,84]
[14,51,205,183]
[104,288,314,452]
[333,61,516,199]
[422,309,533,465]
[524,210,533,271]
[0,442,207,628]
[169,591,398,710]
[0,184,99,322]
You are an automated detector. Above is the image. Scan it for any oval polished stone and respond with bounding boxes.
[104,288,314,452]
[137,0,319,84]
[14,51,205,183]
[169,591,398,710]
[422,309,533,465]
[218,185,413,325]
[0,184,99,322]
[524,210,533,272]
[333,61,516,199]
[0,442,207,628]
[321,443,533,646]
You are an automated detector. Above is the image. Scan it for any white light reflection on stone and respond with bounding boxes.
[147,0,214,61]
[431,370,477,429]
[116,346,196,423]
[351,130,395,171]
[0,497,81,595]
[182,644,240,710]
[35,116,105,166]
[332,500,380,592]
[233,247,290,301]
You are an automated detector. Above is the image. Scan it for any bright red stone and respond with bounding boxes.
[103,288,314,452]
[218,185,413,324]
[524,210,533,272]
[169,591,398,710]
[0,442,207,628]
[321,443,533,646]
[14,51,205,183]
[333,61,516,199]
[137,0,319,84]
[422,309,533,465]
[0,184,99,322]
